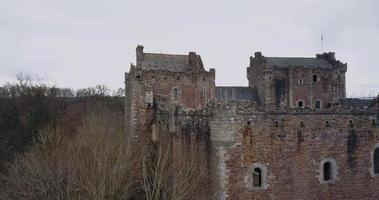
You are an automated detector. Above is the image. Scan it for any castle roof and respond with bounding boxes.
[140,53,190,72]
[265,57,334,69]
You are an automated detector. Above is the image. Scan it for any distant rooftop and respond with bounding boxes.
[252,52,342,69]
[265,57,334,69]
[140,53,190,72]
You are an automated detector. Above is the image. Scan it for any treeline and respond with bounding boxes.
[0,74,124,98]
[0,74,124,171]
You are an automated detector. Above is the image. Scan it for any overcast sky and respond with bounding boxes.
[1,0,378,96]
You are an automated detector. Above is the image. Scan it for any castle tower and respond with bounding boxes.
[125,45,216,136]
[247,52,347,110]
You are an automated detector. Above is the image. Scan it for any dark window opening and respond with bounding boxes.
[315,100,321,109]
[349,120,354,127]
[274,121,279,127]
[173,88,178,98]
[176,77,180,80]
[298,101,304,108]
[323,162,332,181]
[374,148,379,174]
[325,121,330,127]
[313,75,318,82]
[300,121,304,127]
[298,78,303,85]
[253,168,262,187]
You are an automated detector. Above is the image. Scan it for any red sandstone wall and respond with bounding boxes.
[222,113,379,199]
[142,70,215,109]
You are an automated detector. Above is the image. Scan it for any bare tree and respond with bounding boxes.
[140,129,212,200]
[0,109,136,200]
[95,85,110,96]
[113,88,125,97]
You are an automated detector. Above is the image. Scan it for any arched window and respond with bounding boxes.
[319,158,337,184]
[323,162,332,181]
[248,163,268,189]
[298,101,304,108]
[315,100,321,109]
[253,167,262,187]
[374,147,379,175]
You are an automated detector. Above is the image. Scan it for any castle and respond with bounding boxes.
[125,45,379,199]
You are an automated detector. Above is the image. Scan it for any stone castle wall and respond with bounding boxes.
[210,102,379,199]
[125,46,379,199]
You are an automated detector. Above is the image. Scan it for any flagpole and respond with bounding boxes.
[321,33,324,53]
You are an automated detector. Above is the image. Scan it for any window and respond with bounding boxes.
[313,74,318,82]
[374,147,379,175]
[248,163,268,190]
[315,100,321,109]
[323,162,332,181]
[298,78,303,85]
[173,88,178,99]
[298,101,304,108]
[319,158,337,184]
[253,168,262,187]
[349,120,354,127]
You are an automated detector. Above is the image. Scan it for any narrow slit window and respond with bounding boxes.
[173,88,178,98]
[315,100,321,109]
[313,75,318,82]
[323,162,332,181]
[253,167,262,187]
[298,78,303,85]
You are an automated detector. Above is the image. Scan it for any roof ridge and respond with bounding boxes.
[144,52,188,57]
[266,56,320,59]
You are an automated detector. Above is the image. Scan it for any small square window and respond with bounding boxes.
[298,101,304,108]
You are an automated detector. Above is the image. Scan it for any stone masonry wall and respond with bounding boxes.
[142,69,215,109]
[210,104,379,200]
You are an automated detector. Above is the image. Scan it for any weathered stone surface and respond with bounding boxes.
[125,46,379,200]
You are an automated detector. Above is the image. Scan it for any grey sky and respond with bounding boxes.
[1,0,378,96]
